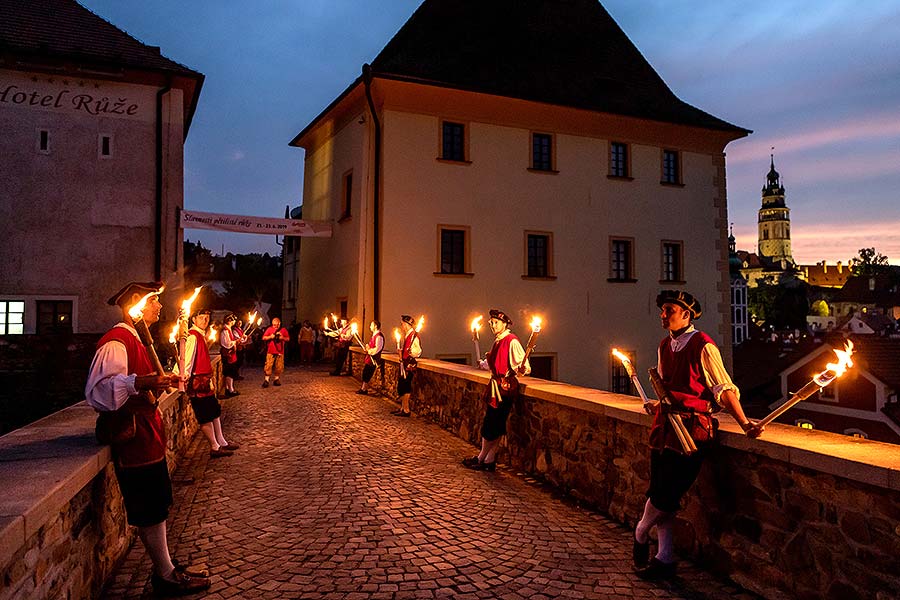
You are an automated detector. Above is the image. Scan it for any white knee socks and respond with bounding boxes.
[138,521,176,578]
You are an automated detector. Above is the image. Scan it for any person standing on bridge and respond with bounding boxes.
[261,316,289,387]
[357,320,385,395]
[219,313,241,397]
[328,317,354,376]
[178,308,239,459]
[462,309,529,472]
[393,315,421,417]
[633,290,762,580]
[86,282,210,596]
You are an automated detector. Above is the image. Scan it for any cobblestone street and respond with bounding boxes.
[102,366,757,600]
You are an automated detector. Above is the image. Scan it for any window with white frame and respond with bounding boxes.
[0,301,25,335]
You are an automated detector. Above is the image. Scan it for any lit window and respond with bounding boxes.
[441,122,465,162]
[844,429,868,439]
[0,301,25,335]
[36,300,72,335]
[795,420,814,430]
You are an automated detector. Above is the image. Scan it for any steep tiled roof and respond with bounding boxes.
[800,263,852,288]
[834,274,900,307]
[368,0,748,133]
[0,0,199,76]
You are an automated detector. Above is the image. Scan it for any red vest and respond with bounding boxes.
[365,331,384,365]
[658,331,716,411]
[96,326,167,468]
[189,329,213,375]
[401,331,418,361]
[487,333,518,377]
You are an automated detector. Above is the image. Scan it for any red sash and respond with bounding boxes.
[188,329,214,397]
[95,326,167,468]
[365,331,384,366]
[401,331,419,370]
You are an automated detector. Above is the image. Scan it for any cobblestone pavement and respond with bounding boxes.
[102,366,758,600]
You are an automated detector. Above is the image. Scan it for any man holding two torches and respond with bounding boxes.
[393,315,422,417]
[356,320,385,395]
[85,282,210,596]
[327,317,354,376]
[462,309,533,472]
[630,290,763,580]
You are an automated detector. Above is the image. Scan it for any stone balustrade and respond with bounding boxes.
[0,357,222,600]
[349,348,900,600]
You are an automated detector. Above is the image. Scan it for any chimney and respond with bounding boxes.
[837,261,842,273]
[823,262,827,274]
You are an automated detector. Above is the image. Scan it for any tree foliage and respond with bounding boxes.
[849,247,889,276]
[748,278,810,330]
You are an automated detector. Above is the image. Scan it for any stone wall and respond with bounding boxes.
[350,349,900,600]
[0,357,222,600]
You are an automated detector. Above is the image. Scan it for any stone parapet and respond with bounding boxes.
[350,348,900,599]
[0,356,222,600]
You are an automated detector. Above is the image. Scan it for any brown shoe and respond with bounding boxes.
[221,443,240,451]
[151,569,210,596]
[172,559,209,578]
[636,557,677,580]
[209,447,234,458]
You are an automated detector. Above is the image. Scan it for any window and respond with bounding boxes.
[529,354,556,381]
[341,171,352,220]
[844,429,868,439]
[440,228,467,274]
[525,232,553,278]
[662,149,680,184]
[795,420,815,430]
[610,350,634,394]
[441,121,466,162]
[339,299,348,319]
[99,134,112,158]
[531,133,553,171]
[37,129,50,154]
[36,300,72,335]
[609,142,629,178]
[0,301,25,335]
[609,238,634,281]
[661,241,683,282]
[763,228,769,240]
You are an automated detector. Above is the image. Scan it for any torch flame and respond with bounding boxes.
[530,316,542,332]
[247,310,257,325]
[825,340,854,377]
[256,317,262,326]
[416,315,425,333]
[350,322,359,336]
[127,286,164,321]
[393,328,401,345]
[331,313,338,327]
[323,317,329,330]
[471,316,483,332]
[612,348,630,364]
[168,323,179,344]
[207,325,218,342]
[180,286,203,314]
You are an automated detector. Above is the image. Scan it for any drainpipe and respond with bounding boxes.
[155,80,172,281]
[363,64,381,320]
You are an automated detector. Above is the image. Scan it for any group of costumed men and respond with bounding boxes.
[87,280,763,593]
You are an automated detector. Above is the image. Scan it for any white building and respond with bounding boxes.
[0,0,203,334]
[285,0,748,389]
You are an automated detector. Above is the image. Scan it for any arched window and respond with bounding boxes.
[795,420,815,430]
[843,429,868,439]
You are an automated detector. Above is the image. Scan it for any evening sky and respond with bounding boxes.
[76,0,900,264]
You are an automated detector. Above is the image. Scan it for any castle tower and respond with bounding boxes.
[757,154,794,265]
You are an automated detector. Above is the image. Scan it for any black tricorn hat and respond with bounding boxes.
[107,281,163,307]
[489,309,513,326]
[656,290,702,320]
[192,308,212,318]
[401,315,415,326]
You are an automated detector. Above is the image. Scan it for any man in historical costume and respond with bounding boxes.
[219,313,241,397]
[462,309,530,472]
[261,316,289,387]
[85,282,210,596]
[328,317,354,376]
[233,318,247,379]
[177,308,239,459]
[392,315,422,417]
[633,290,763,579]
[357,320,385,395]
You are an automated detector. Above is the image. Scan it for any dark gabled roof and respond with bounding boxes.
[849,336,900,392]
[0,0,200,77]
[834,274,900,306]
[369,0,749,134]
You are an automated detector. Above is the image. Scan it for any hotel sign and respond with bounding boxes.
[0,83,140,116]
[180,209,332,237]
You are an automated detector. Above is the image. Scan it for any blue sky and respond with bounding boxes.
[78,0,900,264]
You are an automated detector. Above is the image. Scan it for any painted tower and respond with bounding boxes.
[757,154,794,265]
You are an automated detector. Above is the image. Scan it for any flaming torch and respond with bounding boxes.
[611,349,652,411]
[331,313,339,329]
[323,317,331,332]
[470,316,484,365]
[394,327,406,378]
[415,315,425,333]
[126,287,166,376]
[516,316,542,374]
[759,341,854,428]
[350,321,368,352]
[243,315,263,338]
[168,323,180,362]
[207,325,218,344]
[176,286,202,392]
